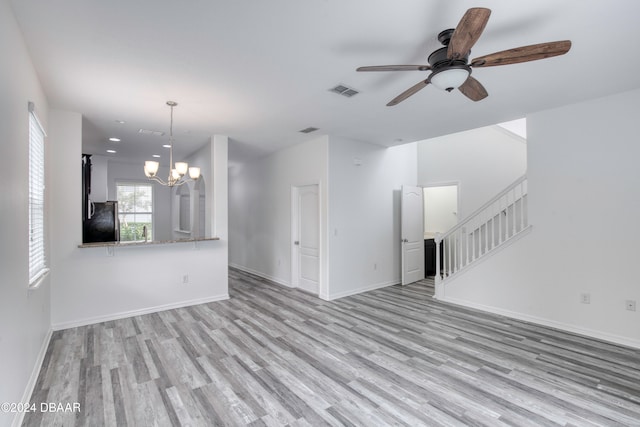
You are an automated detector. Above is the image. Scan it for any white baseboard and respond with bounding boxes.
[229,263,293,288]
[13,327,53,427]
[327,280,399,301]
[438,295,640,350]
[51,294,229,331]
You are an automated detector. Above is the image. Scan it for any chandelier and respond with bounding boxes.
[143,101,200,187]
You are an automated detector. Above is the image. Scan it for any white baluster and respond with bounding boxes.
[453,231,457,273]
[483,209,489,255]
[449,234,454,275]
[498,197,503,245]
[434,232,443,298]
[443,235,448,278]
[465,227,470,267]
[491,200,497,250]
[450,233,455,275]
[472,225,476,264]
[442,235,447,278]
[457,231,461,272]
[511,189,516,238]
[520,181,527,230]
[447,235,452,276]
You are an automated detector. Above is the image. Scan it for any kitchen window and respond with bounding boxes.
[117,183,153,241]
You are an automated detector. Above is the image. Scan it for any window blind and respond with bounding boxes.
[28,102,48,286]
[117,183,153,241]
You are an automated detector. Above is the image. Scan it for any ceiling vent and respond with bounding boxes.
[138,129,165,137]
[299,127,319,134]
[329,84,359,98]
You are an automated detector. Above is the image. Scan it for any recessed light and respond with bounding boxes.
[115,120,125,124]
[109,137,121,142]
[162,144,172,148]
[106,149,117,153]
[152,154,161,158]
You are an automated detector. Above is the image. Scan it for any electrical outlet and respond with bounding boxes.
[626,300,636,311]
[580,293,591,304]
[182,274,189,284]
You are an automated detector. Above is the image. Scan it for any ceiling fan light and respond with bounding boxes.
[430,68,470,91]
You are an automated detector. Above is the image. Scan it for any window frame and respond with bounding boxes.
[116,181,154,242]
[28,101,49,288]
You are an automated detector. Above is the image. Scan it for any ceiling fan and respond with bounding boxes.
[357,7,571,106]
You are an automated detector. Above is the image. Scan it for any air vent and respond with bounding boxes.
[138,129,165,137]
[299,127,319,134]
[329,84,359,98]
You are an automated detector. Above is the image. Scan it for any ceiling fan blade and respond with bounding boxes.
[387,80,430,106]
[448,8,491,59]
[471,40,572,67]
[458,76,488,101]
[357,65,431,72]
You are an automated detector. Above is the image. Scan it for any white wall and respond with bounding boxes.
[417,125,527,219]
[49,111,229,329]
[184,140,213,238]
[442,89,640,348]
[229,136,329,294]
[0,2,51,425]
[327,138,418,299]
[229,136,418,300]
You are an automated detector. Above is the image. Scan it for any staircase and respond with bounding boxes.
[434,175,530,298]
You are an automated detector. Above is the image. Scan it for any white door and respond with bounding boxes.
[401,185,424,285]
[292,185,320,294]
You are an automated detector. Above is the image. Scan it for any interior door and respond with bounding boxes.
[292,185,320,294]
[401,185,425,285]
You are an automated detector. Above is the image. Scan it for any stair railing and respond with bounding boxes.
[435,175,529,297]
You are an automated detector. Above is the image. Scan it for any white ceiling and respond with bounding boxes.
[11,0,640,166]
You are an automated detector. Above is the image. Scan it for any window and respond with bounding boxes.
[28,102,48,287]
[117,183,153,241]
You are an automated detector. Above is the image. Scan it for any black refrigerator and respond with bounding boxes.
[83,201,120,243]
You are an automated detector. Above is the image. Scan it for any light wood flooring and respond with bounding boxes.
[24,269,640,426]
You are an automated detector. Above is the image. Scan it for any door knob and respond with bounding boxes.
[294,241,300,245]
[402,238,409,243]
